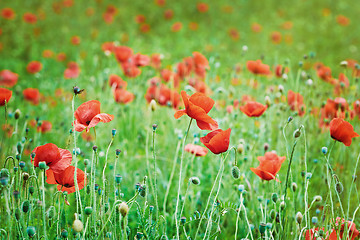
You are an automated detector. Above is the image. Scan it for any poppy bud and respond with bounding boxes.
[119,202,129,217]
[291,182,297,192]
[61,229,68,238]
[22,200,30,213]
[280,201,285,210]
[335,182,344,194]
[237,143,244,154]
[259,223,266,234]
[296,212,303,224]
[19,161,25,169]
[152,124,158,131]
[84,206,92,216]
[92,145,98,152]
[115,174,122,184]
[293,129,301,138]
[340,60,348,67]
[264,143,269,151]
[39,161,46,170]
[231,166,241,179]
[321,147,327,154]
[180,217,186,224]
[47,206,55,219]
[269,209,276,220]
[29,186,35,195]
[265,96,271,106]
[27,226,36,238]
[149,99,157,112]
[112,129,117,136]
[271,193,278,203]
[84,159,89,166]
[149,205,154,213]
[136,232,144,239]
[72,219,84,233]
[116,149,121,155]
[238,184,245,192]
[287,116,293,123]
[189,177,200,185]
[311,216,318,225]
[313,195,322,202]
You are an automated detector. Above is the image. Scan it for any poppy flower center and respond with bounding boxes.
[86,121,91,125]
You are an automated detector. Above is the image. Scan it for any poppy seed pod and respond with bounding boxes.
[72,219,84,233]
[152,124,158,131]
[38,161,46,170]
[259,223,267,234]
[14,109,21,119]
[119,202,129,217]
[180,217,186,224]
[112,129,117,136]
[22,200,30,213]
[271,193,278,203]
[26,226,36,238]
[293,129,301,138]
[189,177,200,185]
[61,230,68,238]
[84,207,92,216]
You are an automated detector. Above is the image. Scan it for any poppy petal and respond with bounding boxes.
[174,109,186,119]
[50,148,72,174]
[87,113,114,129]
[46,169,57,185]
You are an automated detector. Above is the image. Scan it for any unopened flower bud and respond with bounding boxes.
[296,212,303,224]
[39,161,46,170]
[119,202,129,217]
[313,195,322,202]
[72,219,84,232]
[231,166,241,179]
[150,99,157,112]
[14,109,21,120]
[189,176,200,185]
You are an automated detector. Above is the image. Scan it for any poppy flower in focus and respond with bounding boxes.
[74,100,114,132]
[31,143,72,173]
[113,88,135,104]
[200,128,231,154]
[26,61,42,74]
[0,70,18,87]
[185,143,208,156]
[329,118,359,146]
[23,13,37,24]
[109,74,127,89]
[23,88,40,105]
[171,22,183,32]
[46,166,85,194]
[0,88,12,106]
[250,151,286,181]
[174,91,218,130]
[64,62,80,79]
[246,60,271,75]
[197,2,209,13]
[240,101,267,117]
[328,217,359,240]
[287,90,306,116]
[1,8,16,20]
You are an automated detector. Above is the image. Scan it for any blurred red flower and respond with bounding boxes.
[23,12,37,24]
[250,151,286,181]
[64,62,80,79]
[174,90,218,130]
[0,88,12,106]
[23,88,40,105]
[74,100,114,132]
[200,128,231,154]
[0,70,18,87]
[1,8,16,20]
[197,2,209,13]
[329,118,359,146]
[26,61,43,74]
[185,143,208,156]
[109,74,127,89]
[114,88,135,104]
[247,60,271,75]
[287,90,305,116]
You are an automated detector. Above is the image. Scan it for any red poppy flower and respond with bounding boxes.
[1,8,15,20]
[164,9,174,20]
[70,36,80,45]
[329,118,359,146]
[114,89,134,104]
[275,65,289,78]
[150,53,162,69]
[185,143,208,156]
[42,49,54,58]
[64,62,80,79]
[251,22,262,33]
[46,166,85,194]
[135,14,146,24]
[305,228,328,240]
[74,100,114,132]
[200,128,231,154]
[26,61,42,74]
[56,52,67,62]
[133,53,150,67]
[0,88,12,106]
[29,119,52,133]
[0,70,18,87]
[114,46,133,63]
[317,65,333,83]
[154,0,166,6]
[328,218,359,240]
[145,84,181,108]
[122,63,141,78]
[109,74,127,89]
[101,42,116,54]
[287,90,306,116]
[175,91,218,130]
[31,143,72,173]
[240,101,267,117]
[270,31,282,44]
[197,2,209,13]
[2,124,13,137]
[246,60,271,75]
[250,151,286,181]
[23,13,37,24]
[336,15,350,26]
[23,88,40,105]
[171,22,183,32]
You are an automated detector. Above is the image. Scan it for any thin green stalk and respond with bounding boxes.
[41,170,47,240]
[152,126,159,221]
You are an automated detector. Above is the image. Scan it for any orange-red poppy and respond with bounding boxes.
[328,218,359,240]
[329,118,359,146]
[200,128,231,154]
[171,22,183,32]
[31,143,72,173]
[56,52,67,62]
[29,119,52,133]
[336,15,350,26]
[174,91,218,130]
[270,31,282,44]
[150,53,162,69]
[133,53,150,67]
[251,23,262,33]
[287,90,306,116]
[145,83,180,108]
[1,8,15,20]
[0,70,18,87]
[26,61,42,74]
[113,88,134,104]
[185,143,208,156]
[316,65,334,83]
[70,36,81,45]
[114,46,133,63]
[46,166,85,194]
[275,64,289,78]
[0,88,12,106]
[64,62,80,79]
[23,88,40,105]
[135,14,146,24]
[74,100,114,132]
[246,60,271,75]
[197,2,209,13]
[250,151,286,181]
[42,49,54,58]
[240,101,267,117]
[164,9,174,20]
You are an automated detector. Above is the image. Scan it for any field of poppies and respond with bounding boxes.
[1,0,360,239]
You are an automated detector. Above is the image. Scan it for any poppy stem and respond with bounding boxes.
[152,126,159,221]
[41,169,47,239]
[175,118,193,240]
